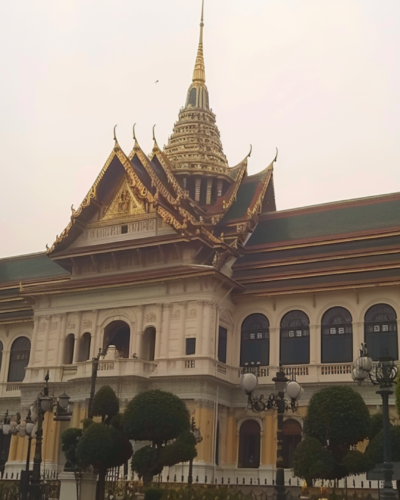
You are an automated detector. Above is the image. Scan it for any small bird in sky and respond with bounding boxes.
[155,80,159,84]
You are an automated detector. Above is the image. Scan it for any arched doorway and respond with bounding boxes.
[103,321,130,358]
[282,419,302,468]
[238,420,260,468]
[78,332,91,362]
[142,327,156,361]
[63,334,75,364]
[8,337,31,382]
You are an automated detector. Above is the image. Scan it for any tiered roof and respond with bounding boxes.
[232,192,400,296]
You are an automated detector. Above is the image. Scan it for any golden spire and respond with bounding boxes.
[192,0,206,84]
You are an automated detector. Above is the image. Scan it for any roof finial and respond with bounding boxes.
[274,147,278,163]
[113,124,118,143]
[152,125,160,150]
[133,123,137,141]
[192,0,206,84]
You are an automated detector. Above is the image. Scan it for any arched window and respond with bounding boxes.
[240,314,270,367]
[78,333,91,362]
[321,307,353,363]
[365,304,398,360]
[103,321,130,359]
[282,419,302,468]
[8,337,31,382]
[142,327,156,361]
[280,311,310,365]
[63,334,75,364]
[238,420,260,468]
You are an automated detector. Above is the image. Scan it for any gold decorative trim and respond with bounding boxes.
[221,161,247,211]
[247,164,273,219]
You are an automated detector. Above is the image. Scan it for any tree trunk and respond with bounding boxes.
[96,466,107,500]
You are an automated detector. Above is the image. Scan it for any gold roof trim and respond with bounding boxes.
[47,144,155,255]
[151,150,189,200]
[247,163,274,218]
[221,159,248,210]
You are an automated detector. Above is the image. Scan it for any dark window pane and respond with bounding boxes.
[365,304,398,360]
[241,314,270,367]
[238,420,260,469]
[186,338,196,356]
[8,337,31,382]
[321,307,353,363]
[218,327,227,364]
[280,311,310,365]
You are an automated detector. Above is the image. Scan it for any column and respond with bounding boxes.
[353,321,364,358]
[72,312,83,363]
[269,327,279,366]
[134,306,144,358]
[309,324,319,365]
[57,315,68,366]
[90,310,99,358]
[179,303,188,357]
[154,305,163,360]
[30,319,41,366]
[42,317,51,367]
[226,409,235,465]
[206,178,213,205]
[54,314,66,369]
[195,177,201,202]
[160,304,172,358]
[197,301,205,356]
[202,301,215,357]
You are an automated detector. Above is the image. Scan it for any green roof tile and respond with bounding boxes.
[249,197,400,246]
[0,253,68,285]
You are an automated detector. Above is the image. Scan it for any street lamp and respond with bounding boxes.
[188,417,202,486]
[240,366,302,500]
[352,344,397,500]
[19,410,36,500]
[88,348,105,420]
[0,411,19,476]
[27,371,71,500]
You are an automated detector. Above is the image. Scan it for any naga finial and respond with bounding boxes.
[274,147,278,163]
[248,144,253,158]
[113,124,118,143]
[152,125,159,150]
[133,123,137,141]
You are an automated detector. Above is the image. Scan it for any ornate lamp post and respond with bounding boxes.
[352,344,397,500]
[27,372,71,500]
[188,417,202,486]
[240,366,302,500]
[19,411,35,500]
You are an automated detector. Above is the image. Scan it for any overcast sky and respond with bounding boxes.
[1,0,399,258]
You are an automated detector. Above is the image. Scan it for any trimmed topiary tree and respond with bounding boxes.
[62,386,132,500]
[92,385,120,424]
[124,390,197,483]
[293,386,372,484]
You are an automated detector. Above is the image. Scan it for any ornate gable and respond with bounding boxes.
[101,177,146,221]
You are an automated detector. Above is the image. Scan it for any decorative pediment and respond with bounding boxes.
[101,177,146,221]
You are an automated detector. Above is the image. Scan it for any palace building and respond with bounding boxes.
[0,1,399,483]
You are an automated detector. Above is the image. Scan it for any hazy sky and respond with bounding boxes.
[1,0,399,258]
